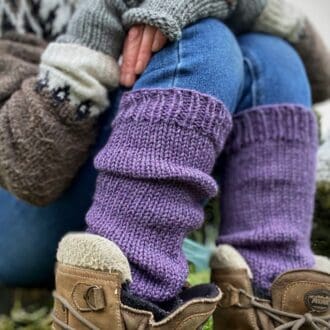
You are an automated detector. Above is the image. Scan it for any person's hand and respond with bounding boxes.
[120,25,167,87]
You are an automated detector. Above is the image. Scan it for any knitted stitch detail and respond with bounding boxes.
[0,0,77,39]
[225,104,318,153]
[113,89,232,151]
[122,0,235,41]
[57,0,126,58]
[218,104,317,295]
[87,88,232,301]
[38,42,119,119]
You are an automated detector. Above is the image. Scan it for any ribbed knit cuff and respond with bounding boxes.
[112,88,232,152]
[253,0,305,43]
[122,0,234,41]
[96,88,232,197]
[225,104,318,153]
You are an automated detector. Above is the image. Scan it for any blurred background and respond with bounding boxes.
[292,0,330,48]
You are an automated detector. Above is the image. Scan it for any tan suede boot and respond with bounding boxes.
[210,245,330,330]
[52,233,222,330]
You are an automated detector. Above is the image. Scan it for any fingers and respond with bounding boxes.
[152,30,167,53]
[120,25,168,88]
[135,25,156,75]
[120,25,143,87]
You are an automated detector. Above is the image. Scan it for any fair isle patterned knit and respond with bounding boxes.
[0,0,79,40]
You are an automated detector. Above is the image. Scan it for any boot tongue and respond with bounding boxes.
[271,270,330,316]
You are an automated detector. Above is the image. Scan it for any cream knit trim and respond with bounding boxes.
[253,0,305,43]
[57,233,132,283]
[210,244,253,279]
[39,43,119,117]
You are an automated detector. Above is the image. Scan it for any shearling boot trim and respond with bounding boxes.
[210,244,253,279]
[57,233,132,283]
[314,255,330,274]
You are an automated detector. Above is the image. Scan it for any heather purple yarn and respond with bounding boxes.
[218,104,318,295]
[86,88,232,302]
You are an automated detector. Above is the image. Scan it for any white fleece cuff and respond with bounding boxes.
[210,244,253,279]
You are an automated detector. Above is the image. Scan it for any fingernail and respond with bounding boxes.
[135,60,145,74]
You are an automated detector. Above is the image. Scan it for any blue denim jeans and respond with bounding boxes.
[0,18,311,287]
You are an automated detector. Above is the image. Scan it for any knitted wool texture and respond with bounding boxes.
[86,88,232,302]
[0,0,78,40]
[42,0,128,119]
[0,33,45,103]
[253,0,304,43]
[122,0,236,41]
[39,42,120,117]
[218,105,318,295]
[0,33,97,206]
[57,0,127,59]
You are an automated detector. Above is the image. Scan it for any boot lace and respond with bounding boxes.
[226,286,330,330]
[52,292,100,330]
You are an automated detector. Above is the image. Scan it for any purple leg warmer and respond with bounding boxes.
[218,105,318,295]
[86,89,232,302]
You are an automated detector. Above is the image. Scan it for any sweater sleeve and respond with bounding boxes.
[122,0,236,41]
[0,1,130,206]
[0,33,98,206]
[38,0,127,119]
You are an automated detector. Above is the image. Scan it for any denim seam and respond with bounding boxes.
[172,40,181,88]
[243,57,259,108]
